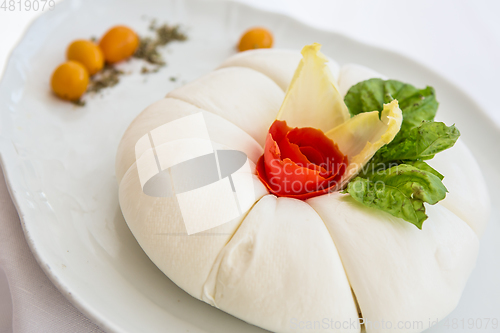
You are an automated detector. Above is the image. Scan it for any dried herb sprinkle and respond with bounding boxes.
[76,20,187,105]
[134,21,187,68]
[87,64,124,94]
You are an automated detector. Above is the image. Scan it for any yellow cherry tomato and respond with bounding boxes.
[238,27,273,52]
[99,25,139,64]
[66,39,104,75]
[51,61,89,101]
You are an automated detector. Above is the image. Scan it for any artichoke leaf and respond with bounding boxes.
[326,100,403,188]
[276,43,349,132]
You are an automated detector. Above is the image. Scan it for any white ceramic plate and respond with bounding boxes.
[1,0,499,332]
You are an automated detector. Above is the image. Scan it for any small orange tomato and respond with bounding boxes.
[238,27,273,52]
[51,61,89,101]
[66,39,104,75]
[99,25,139,64]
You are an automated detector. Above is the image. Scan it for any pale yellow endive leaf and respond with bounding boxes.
[326,100,403,187]
[276,43,349,132]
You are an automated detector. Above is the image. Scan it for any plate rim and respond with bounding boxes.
[0,0,499,332]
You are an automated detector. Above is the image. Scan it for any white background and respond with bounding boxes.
[1,0,499,332]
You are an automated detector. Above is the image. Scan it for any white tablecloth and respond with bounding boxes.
[1,0,499,332]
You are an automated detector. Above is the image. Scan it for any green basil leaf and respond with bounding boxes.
[404,161,444,180]
[345,164,448,229]
[343,78,460,229]
[344,78,438,133]
[374,121,460,163]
